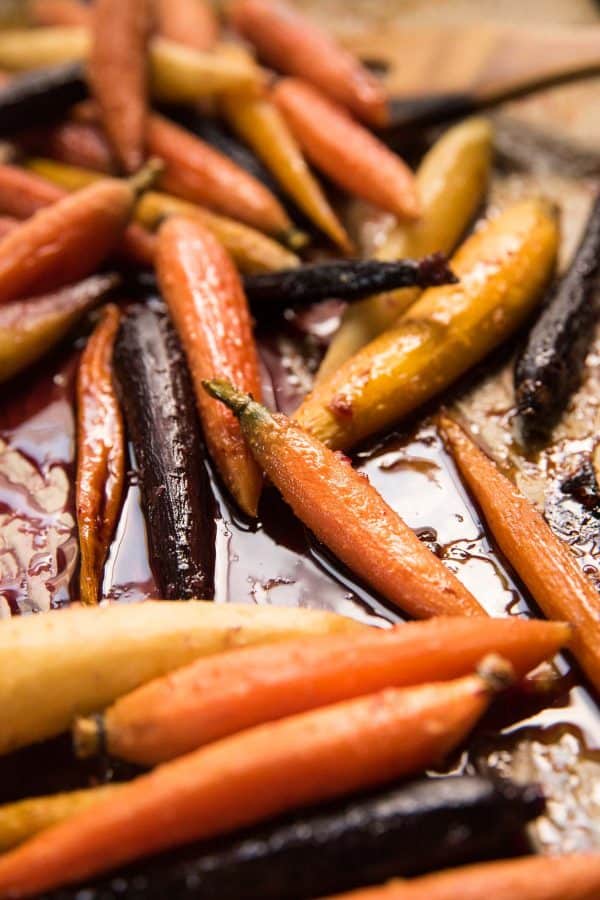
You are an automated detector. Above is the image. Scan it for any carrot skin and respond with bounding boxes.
[156,217,263,516]
[76,304,125,606]
[326,853,600,900]
[229,0,390,127]
[85,617,569,765]
[204,381,484,617]
[19,120,116,173]
[0,674,495,896]
[439,415,600,692]
[88,0,151,173]
[0,215,17,239]
[273,78,420,220]
[29,0,92,27]
[148,113,293,237]
[154,0,219,52]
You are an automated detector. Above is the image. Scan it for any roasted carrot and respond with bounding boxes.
[29,0,92,27]
[0,165,155,303]
[75,616,568,765]
[154,0,218,52]
[20,119,115,172]
[325,854,600,900]
[148,113,297,243]
[0,215,16,239]
[438,415,600,693]
[88,0,151,173]
[204,380,484,616]
[156,217,263,516]
[229,0,389,127]
[273,78,420,220]
[221,91,353,252]
[76,304,125,606]
[0,668,507,895]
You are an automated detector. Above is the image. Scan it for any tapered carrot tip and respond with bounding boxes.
[282,227,310,251]
[202,378,254,416]
[73,715,105,760]
[128,157,165,197]
[477,654,515,692]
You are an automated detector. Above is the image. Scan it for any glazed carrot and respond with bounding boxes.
[76,616,568,765]
[273,79,420,220]
[76,304,125,606]
[156,217,263,516]
[148,113,298,243]
[221,91,353,253]
[88,0,151,173]
[325,854,600,900]
[0,166,155,303]
[438,415,600,693]
[154,0,218,52]
[0,215,17,238]
[29,0,92,27]
[0,668,507,895]
[20,119,115,172]
[204,380,484,616]
[229,0,389,127]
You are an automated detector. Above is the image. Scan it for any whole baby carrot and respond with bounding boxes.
[76,304,125,606]
[0,667,507,896]
[221,91,353,252]
[438,415,600,693]
[88,0,151,173]
[75,616,568,765]
[29,0,92,27]
[229,0,389,127]
[204,380,484,617]
[156,217,263,516]
[148,113,297,243]
[325,854,600,900]
[20,119,116,172]
[273,78,420,220]
[154,0,219,52]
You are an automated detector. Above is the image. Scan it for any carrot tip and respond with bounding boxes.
[477,654,516,693]
[73,714,105,759]
[280,227,310,251]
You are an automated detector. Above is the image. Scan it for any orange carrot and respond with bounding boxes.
[0,669,506,896]
[204,380,484,617]
[154,0,219,52]
[75,616,568,765]
[156,217,263,516]
[76,304,125,606]
[0,215,18,238]
[29,0,92,27]
[229,0,389,127]
[325,854,600,900]
[20,120,116,173]
[88,0,151,173]
[148,113,296,242]
[273,78,420,219]
[438,415,600,693]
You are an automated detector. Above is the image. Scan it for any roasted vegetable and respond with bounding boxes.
[76,304,125,606]
[114,305,215,600]
[156,217,264,517]
[36,776,543,900]
[515,194,600,443]
[0,27,89,70]
[0,62,86,136]
[29,0,91,27]
[0,600,362,756]
[0,667,509,896]
[317,119,493,381]
[243,256,456,309]
[295,199,559,450]
[75,616,567,765]
[0,272,118,384]
[229,0,389,127]
[326,853,600,900]
[154,0,218,52]
[273,78,419,220]
[204,380,484,617]
[0,162,63,216]
[438,415,600,693]
[21,120,115,172]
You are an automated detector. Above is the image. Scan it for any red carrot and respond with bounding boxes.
[19,120,116,173]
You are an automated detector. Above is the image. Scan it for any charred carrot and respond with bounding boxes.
[148,113,298,244]
[221,91,352,252]
[29,0,92,27]
[325,853,600,900]
[20,119,115,172]
[0,667,508,895]
[88,0,151,173]
[204,380,484,617]
[156,217,263,516]
[0,165,156,303]
[0,272,119,384]
[273,78,420,220]
[76,304,125,607]
[154,0,218,52]
[76,616,568,765]
[438,415,600,693]
[229,0,389,127]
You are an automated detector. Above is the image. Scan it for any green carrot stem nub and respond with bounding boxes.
[128,157,164,197]
[202,378,254,417]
